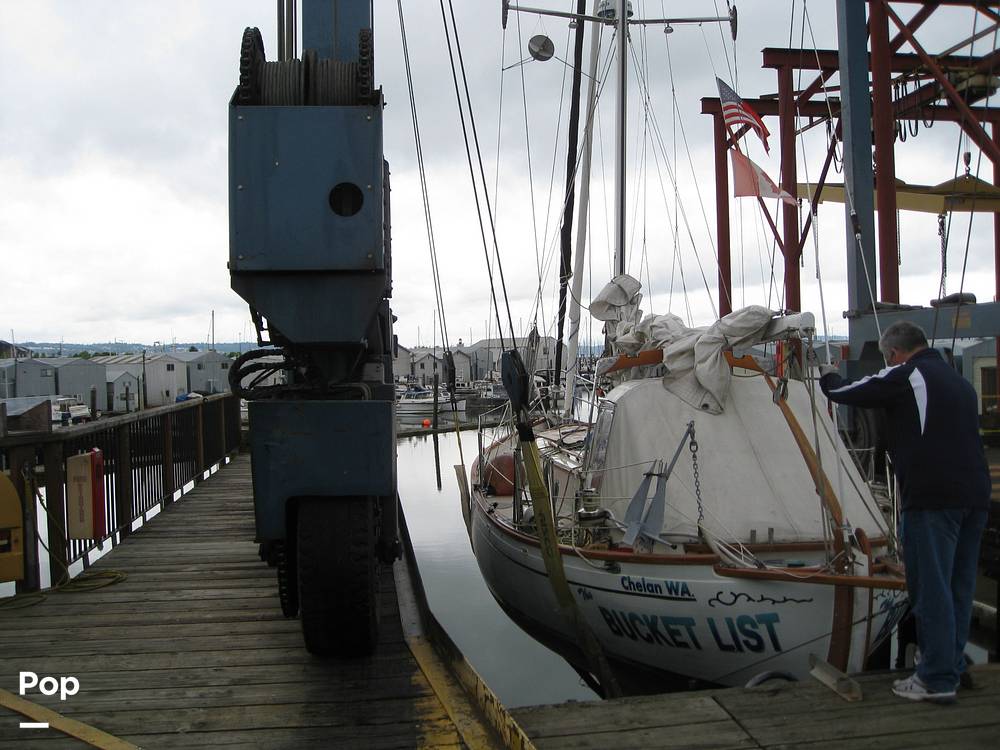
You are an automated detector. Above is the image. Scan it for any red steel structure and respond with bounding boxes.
[702,0,1000,319]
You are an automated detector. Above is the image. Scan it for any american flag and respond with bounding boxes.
[717,78,770,153]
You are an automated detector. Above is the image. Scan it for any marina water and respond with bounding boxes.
[398,429,598,707]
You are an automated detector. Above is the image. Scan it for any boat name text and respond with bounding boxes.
[619,575,696,601]
[598,606,783,653]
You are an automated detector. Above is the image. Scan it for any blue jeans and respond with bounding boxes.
[901,508,988,693]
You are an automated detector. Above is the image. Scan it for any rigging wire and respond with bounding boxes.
[523,41,620,338]
[712,0,736,84]
[628,42,718,315]
[439,0,516,347]
[539,22,575,275]
[802,2,884,346]
[396,0,451,353]
[938,15,998,353]
[514,7,546,327]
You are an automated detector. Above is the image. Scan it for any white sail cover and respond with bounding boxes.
[593,274,775,414]
[596,377,886,544]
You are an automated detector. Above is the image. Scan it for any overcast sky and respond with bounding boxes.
[1,1,995,349]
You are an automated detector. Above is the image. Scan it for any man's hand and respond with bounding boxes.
[818,364,838,377]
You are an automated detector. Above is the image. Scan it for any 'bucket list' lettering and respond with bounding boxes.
[597,606,783,654]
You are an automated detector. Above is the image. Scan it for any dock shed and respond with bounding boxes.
[92,353,189,407]
[172,350,232,395]
[106,369,139,413]
[40,357,108,412]
[0,358,57,400]
[393,343,413,381]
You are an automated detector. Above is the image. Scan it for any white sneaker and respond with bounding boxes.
[891,673,956,704]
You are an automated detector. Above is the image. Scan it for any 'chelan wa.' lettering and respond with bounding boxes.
[619,575,696,601]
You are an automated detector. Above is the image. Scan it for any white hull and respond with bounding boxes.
[468,491,907,690]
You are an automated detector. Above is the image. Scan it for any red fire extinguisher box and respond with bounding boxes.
[66,449,105,540]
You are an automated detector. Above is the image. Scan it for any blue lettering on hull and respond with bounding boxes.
[597,606,784,654]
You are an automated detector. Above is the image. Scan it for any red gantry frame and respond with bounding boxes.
[701,0,1000,320]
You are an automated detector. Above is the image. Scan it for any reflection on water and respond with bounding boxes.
[398,431,598,707]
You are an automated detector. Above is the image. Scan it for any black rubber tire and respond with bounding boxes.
[297,497,380,657]
[852,406,888,479]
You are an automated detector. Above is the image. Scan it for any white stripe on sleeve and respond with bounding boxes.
[828,364,900,395]
[908,369,928,435]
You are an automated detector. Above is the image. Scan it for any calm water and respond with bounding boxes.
[397,430,598,707]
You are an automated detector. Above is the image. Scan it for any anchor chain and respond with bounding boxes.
[689,426,704,527]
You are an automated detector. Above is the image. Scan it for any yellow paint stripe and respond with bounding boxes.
[0,688,139,750]
[406,635,507,750]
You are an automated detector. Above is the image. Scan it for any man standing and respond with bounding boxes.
[819,321,990,703]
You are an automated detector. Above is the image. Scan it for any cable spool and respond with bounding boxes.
[237,27,375,107]
[308,50,358,105]
[261,59,304,105]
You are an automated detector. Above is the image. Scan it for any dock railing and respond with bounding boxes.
[0,393,241,592]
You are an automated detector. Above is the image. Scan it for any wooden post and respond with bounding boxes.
[194,401,205,478]
[218,399,227,464]
[162,412,175,504]
[432,373,439,431]
[115,424,133,537]
[9,446,40,593]
[42,444,68,586]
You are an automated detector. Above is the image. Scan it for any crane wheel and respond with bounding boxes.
[297,496,380,657]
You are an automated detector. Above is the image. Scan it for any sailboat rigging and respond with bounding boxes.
[455,1,909,695]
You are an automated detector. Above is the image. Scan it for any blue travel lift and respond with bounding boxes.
[227,0,398,656]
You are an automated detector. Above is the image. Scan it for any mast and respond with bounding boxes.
[563,3,603,415]
[613,0,627,276]
[553,0,588,392]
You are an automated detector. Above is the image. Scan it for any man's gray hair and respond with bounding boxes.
[879,321,928,357]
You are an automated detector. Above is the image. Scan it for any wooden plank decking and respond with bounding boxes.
[0,454,463,749]
[511,664,1000,749]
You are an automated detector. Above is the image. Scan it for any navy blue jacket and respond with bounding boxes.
[820,348,990,512]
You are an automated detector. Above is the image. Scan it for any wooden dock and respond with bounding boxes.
[511,664,1000,749]
[0,455,468,749]
[3,453,999,749]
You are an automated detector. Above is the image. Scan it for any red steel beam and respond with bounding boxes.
[701,97,1000,124]
[892,47,1000,120]
[762,46,999,72]
[870,0,899,303]
[714,114,732,317]
[883,2,1000,169]
[778,65,800,313]
[796,124,842,259]
[890,3,936,52]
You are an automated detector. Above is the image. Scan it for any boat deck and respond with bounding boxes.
[511,664,1000,749]
[0,455,467,749]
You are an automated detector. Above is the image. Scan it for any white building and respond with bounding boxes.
[410,349,440,386]
[393,344,413,382]
[106,370,139,413]
[171,350,231,394]
[40,358,108,412]
[452,349,473,385]
[92,353,188,407]
[465,336,558,380]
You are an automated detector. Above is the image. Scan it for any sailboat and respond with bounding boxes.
[459,1,907,695]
